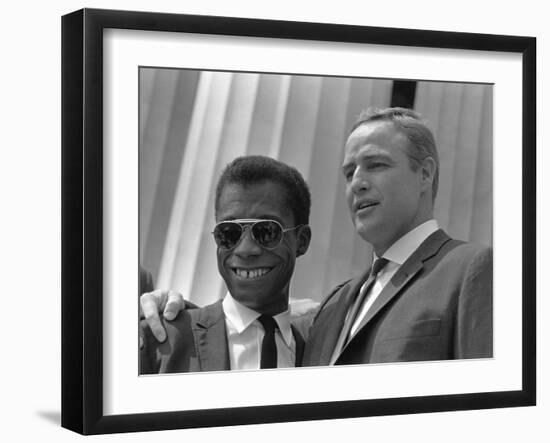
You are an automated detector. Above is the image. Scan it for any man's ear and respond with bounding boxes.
[420,156,436,191]
[296,225,311,257]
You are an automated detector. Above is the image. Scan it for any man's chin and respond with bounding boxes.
[354,222,376,243]
[231,291,287,313]
[229,279,274,299]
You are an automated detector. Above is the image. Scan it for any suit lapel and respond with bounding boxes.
[339,230,452,357]
[312,272,367,365]
[352,260,422,336]
[291,325,305,367]
[191,300,230,371]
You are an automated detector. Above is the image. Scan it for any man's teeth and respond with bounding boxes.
[234,268,271,279]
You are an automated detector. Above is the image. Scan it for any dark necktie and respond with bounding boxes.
[344,257,389,343]
[257,315,278,369]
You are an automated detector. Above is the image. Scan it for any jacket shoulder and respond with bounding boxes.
[314,278,353,319]
[438,239,492,268]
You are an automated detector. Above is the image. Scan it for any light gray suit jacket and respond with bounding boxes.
[302,230,493,366]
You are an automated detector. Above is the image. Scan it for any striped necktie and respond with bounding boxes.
[344,257,389,344]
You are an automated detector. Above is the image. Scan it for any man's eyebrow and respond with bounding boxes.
[342,153,393,171]
[341,162,353,172]
[223,215,285,224]
[342,158,357,171]
[362,152,393,162]
[257,214,284,224]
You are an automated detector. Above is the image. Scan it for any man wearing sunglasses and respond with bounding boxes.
[140,156,312,373]
[142,107,492,367]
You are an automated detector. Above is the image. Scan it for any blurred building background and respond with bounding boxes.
[139,68,492,306]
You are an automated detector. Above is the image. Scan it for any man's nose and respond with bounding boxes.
[350,169,370,194]
[233,227,262,257]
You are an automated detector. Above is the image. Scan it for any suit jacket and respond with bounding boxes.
[302,230,493,366]
[140,300,306,373]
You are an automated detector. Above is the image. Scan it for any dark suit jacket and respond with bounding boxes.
[140,300,306,373]
[302,230,493,366]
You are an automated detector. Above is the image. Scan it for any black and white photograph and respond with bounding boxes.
[4,0,549,442]
[137,68,494,375]
[56,5,538,437]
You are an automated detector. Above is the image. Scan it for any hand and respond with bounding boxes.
[289,298,319,318]
[139,289,185,345]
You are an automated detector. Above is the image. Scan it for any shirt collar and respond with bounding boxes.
[222,292,293,346]
[380,219,439,265]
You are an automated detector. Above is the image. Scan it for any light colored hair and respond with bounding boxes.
[351,107,439,201]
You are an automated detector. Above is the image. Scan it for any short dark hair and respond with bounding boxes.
[351,107,439,200]
[215,155,311,226]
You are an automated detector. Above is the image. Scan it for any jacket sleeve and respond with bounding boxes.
[455,246,493,359]
[139,319,161,374]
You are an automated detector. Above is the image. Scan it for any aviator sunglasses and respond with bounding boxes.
[212,219,304,250]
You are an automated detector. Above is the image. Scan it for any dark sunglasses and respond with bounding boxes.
[212,219,304,250]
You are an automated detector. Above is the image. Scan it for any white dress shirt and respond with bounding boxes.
[348,219,440,338]
[222,293,296,370]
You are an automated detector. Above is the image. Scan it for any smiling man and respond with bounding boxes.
[140,156,312,373]
[142,107,492,367]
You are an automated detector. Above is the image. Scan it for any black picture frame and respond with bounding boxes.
[61,8,536,435]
